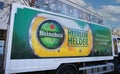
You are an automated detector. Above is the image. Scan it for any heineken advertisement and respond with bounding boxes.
[37,20,65,49]
[11,7,112,59]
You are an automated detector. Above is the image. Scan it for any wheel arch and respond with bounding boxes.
[56,63,79,74]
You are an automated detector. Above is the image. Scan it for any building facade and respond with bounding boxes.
[0,0,103,30]
[33,0,103,25]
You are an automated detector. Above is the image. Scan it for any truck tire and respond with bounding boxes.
[56,64,79,74]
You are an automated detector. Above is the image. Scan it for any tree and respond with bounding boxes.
[0,0,35,29]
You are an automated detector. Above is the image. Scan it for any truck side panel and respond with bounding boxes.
[10,5,112,59]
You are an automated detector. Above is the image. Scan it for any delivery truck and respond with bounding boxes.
[0,3,120,74]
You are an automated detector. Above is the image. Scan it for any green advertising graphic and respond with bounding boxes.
[89,24,112,56]
[11,7,112,59]
[37,20,65,49]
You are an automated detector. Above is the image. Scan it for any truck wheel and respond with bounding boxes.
[56,64,79,74]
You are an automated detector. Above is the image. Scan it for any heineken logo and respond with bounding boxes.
[39,30,63,38]
[37,20,65,50]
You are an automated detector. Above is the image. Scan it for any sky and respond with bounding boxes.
[70,0,120,29]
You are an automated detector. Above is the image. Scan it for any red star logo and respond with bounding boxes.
[50,24,55,30]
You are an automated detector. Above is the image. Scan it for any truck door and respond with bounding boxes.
[113,37,120,55]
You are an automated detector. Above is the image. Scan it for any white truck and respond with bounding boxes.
[0,3,120,74]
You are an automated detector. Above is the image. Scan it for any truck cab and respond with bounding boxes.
[112,35,120,56]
